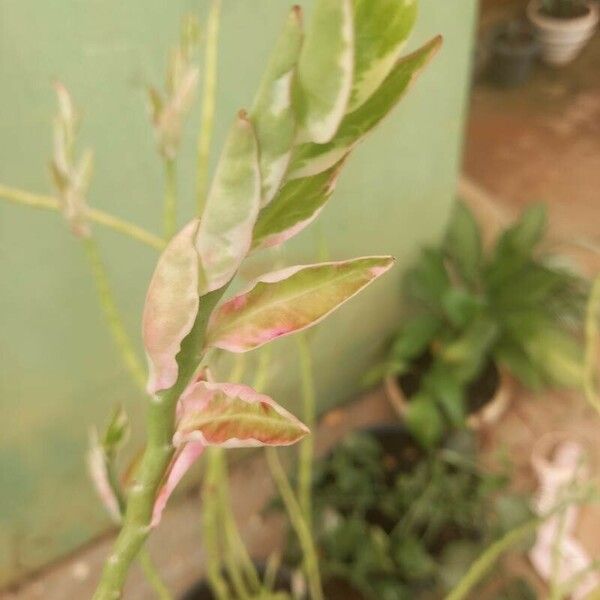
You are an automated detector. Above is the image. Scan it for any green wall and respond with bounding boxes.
[0,0,476,586]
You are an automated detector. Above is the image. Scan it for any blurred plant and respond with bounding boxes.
[0,0,441,598]
[541,0,590,19]
[285,429,531,599]
[370,201,588,447]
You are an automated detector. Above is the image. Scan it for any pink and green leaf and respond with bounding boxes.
[174,380,309,447]
[250,6,304,206]
[288,36,442,179]
[142,219,201,394]
[252,159,346,250]
[294,0,355,144]
[206,256,395,353]
[196,112,261,294]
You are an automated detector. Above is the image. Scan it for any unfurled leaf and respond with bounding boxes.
[151,380,308,526]
[206,256,395,353]
[251,6,304,206]
[289,36,441,179]
[174,380,309,447]
[151,441,204,527]
[142,219,201,394]
[295,0,354,144]
[102,405,130,454]
[196,112,261,294]
[349,0,418,112]
[252,160,345,250]
[445,201,482,288]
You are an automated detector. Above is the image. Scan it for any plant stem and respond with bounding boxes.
[202,450,231,600]
[296,335,315,524]
[196,0,221,214]
[0,184,164,250]
[584,277,600,415]
[82,236,147,391]
[163,158,178,240]
[138,549,173,600]
[444,519,539,600]
[92,289,225,599]
[265,447,324,600]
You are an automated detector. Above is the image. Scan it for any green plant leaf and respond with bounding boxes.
[142,219,201,394]
[350,0,418,112]
[391,313,441,361]
[196,111,261,294]
[206,256,394,352]
[250,6,304,206]
[424,365,466,427]
[289,36,442,179]
[295,0,355,144]
[441,288,483,329]
[174,380,309,447]
[102,405,130,454]
[252,160,345,250]
[403,247,450,312]
[445,201,482,287]
[405,392,444,449]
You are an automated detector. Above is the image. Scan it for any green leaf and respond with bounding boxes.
[424,365,466,427]
[289,36,442,179]
[350,0,418,112]
[494,340,546,391]
[403,247,450,312]
[445,201,482,287]
[391,313,441,361]
[295,0,355,144]
[252,160,345,250]
[174,380,309,447]
[196,112,261,294]
[250,7,303,206]
[441,288,483,329]
[102,405,130,454]
[405,392,444,449]
[206,256,394,352]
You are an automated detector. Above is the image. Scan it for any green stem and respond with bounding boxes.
[444,519,539,600]
[82,236,146,391]
[202,450,231,600]
[296,335,315,525]
[138,549,173,600]
[196,0,221,214]
[92,289,225,600]
[265,447,324,600]
[584,277,600,415]
[163,158,178,240]
[0,183,164,250]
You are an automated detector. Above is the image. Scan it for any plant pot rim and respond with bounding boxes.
[384,365,512,430]
[527,0,599,31]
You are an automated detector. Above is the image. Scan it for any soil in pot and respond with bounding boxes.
[180,566,292,600]
[487,20,539,87]
[397,350,500,416]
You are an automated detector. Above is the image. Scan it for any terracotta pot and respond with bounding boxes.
[527,0,599,66]
[384,367,512,430]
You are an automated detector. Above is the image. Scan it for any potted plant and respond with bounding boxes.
[487,20,539,88]
[281,427,532,599]
[372,202,587,448]
[527,0,599,66]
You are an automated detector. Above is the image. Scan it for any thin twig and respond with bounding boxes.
[138,548,174,600]
[196,0,221,214]
[0,184,164,250]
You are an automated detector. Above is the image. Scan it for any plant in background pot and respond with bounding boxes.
[527,0,599,66]
[281,427,532,599]
[371,202,587,448]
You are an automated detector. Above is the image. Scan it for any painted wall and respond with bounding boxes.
[0,0,476,586]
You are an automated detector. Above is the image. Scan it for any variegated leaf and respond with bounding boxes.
[288,36,442,180]
[349,0,418,112]
[151,441,204,527]
[206,256,395,353]
[295,0,354,144]
[142,219,201,394]
[252,159,345,250]
[174,380,309,447]
[251,6,304,207]
[87,430,122,523]
[196,112,261,294]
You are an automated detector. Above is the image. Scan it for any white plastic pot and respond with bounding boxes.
[527,0,599,66]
